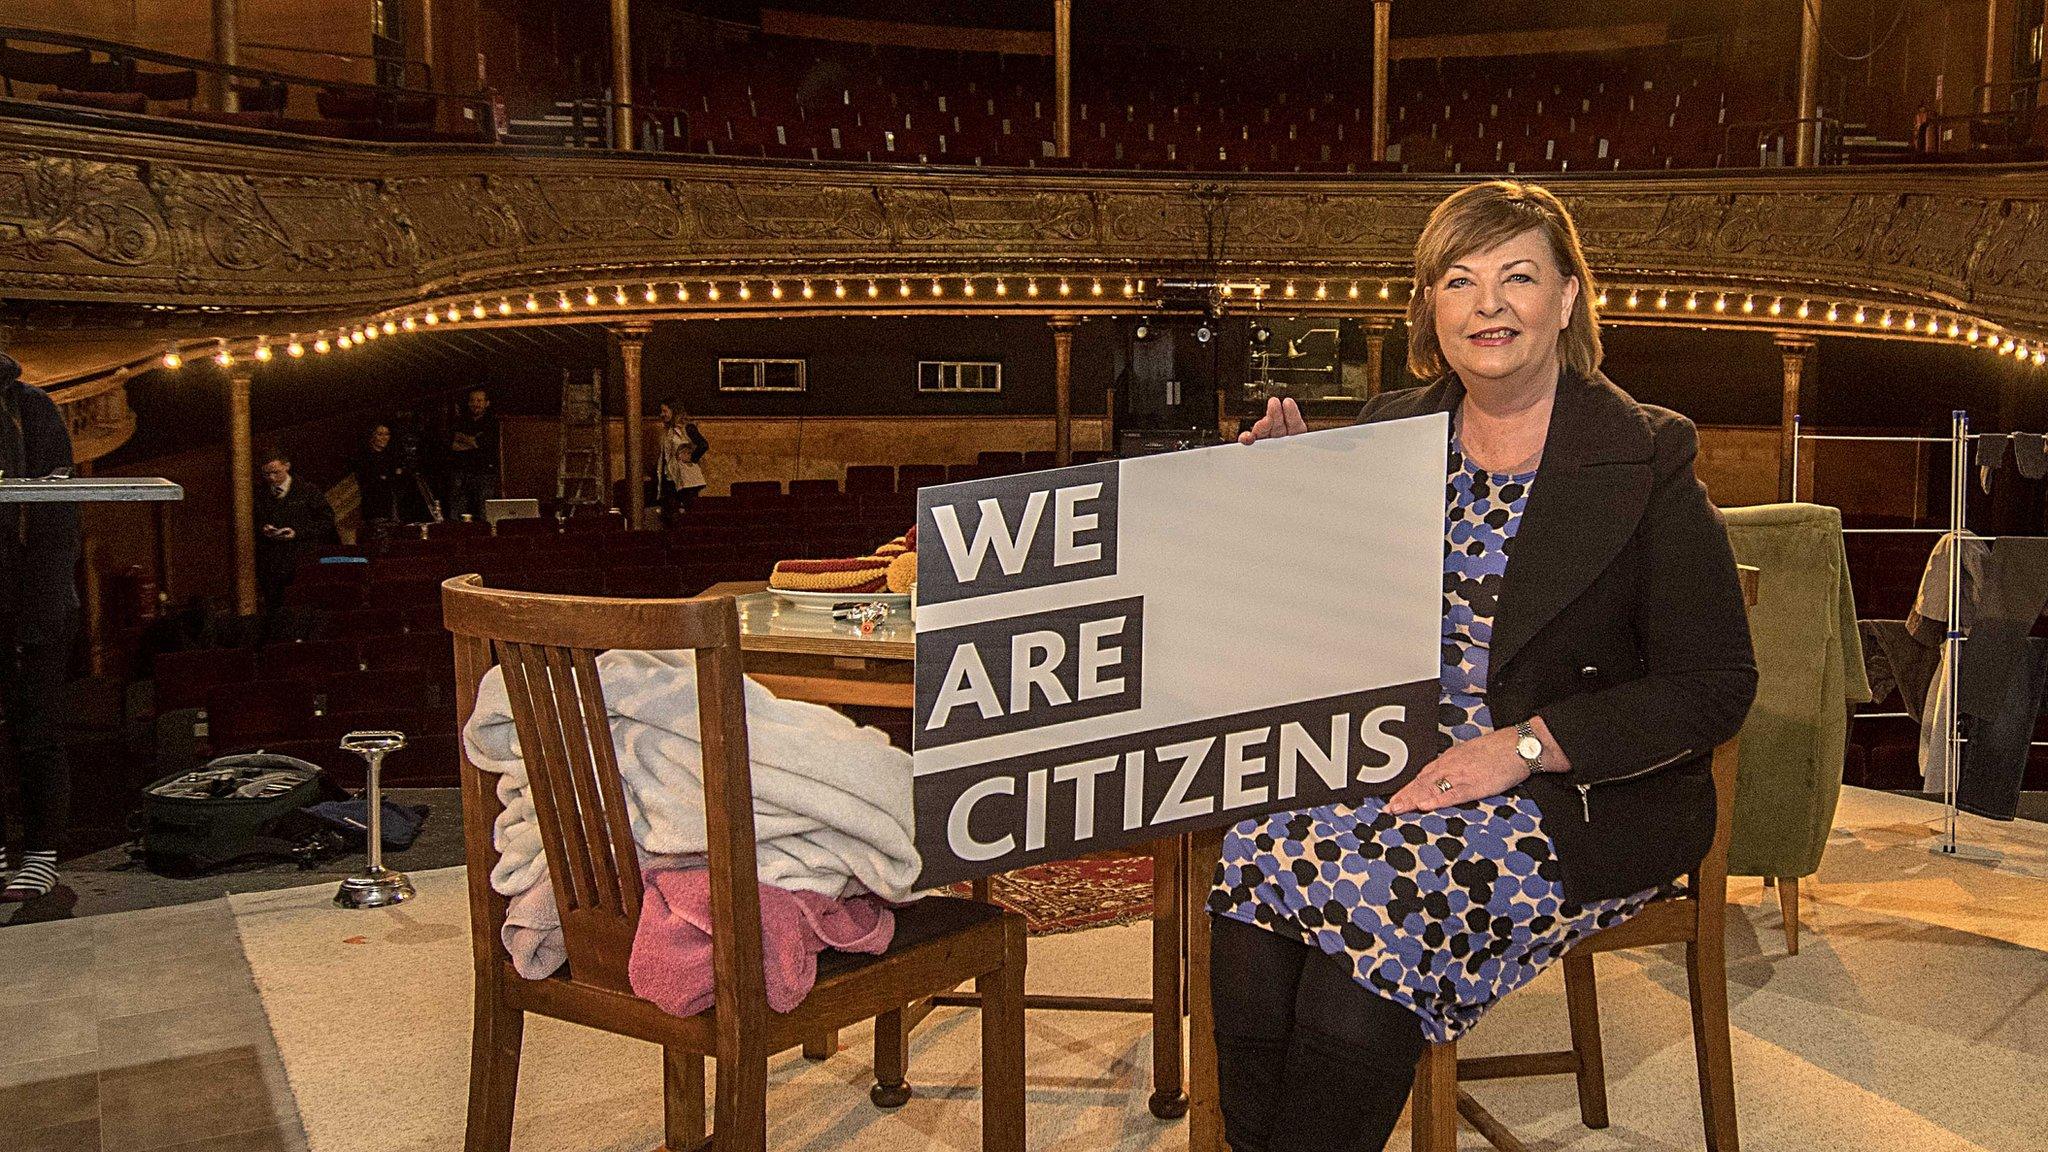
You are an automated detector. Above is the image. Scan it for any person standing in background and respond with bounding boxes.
[0,349,80,903]
[445,387,500,521]
[350,423,410,528]
[655,400,709,522]
[254,449,338,611]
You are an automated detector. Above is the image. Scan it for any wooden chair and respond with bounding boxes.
[443,574,1028,1152]
[1410,567,1759,1152]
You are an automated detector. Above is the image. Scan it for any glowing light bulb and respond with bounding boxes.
[583,288,599,306]
[1684,292,1698,311]
[1378,281,1390,299]
[1713,293,1726,313]
[1796,300,1811,319]
[643,284,658,303]
[382,320,396,334]
[770,281,784,300]
[962,279,975,296]
[1655,291,1668,309]
[707,284,721,301]
[1853,306,1866,323]
[1626,290,1639,308]
[1284,281,1297,298]
[162,349,182,369]
[1947,320,1960,337]
[526,295,539,312]
[446,304,460,322]
[1026,279,1040,297]
[1904,313,1917,332]
[1122,279,1135,297]
[1347,282,1360,299]
[736,283,751,300]
[865,280,879,298]
[558,292,573,310]
[931,279,944,297]
[471,302,485,319]
[287,338,304,358]
[1596,289,1608,307]
[1769,297,1783,316]
[363,325,378,341]
[994,279,1007,296]
[254,342,272,362]
[801,280,815,299]
[1741,295,1755,314]
[1825,303,1839,322]
[1057,278,1070,296]
[832,280,846,299]
[1880,310,1892,328]
[898,280,912,297]
[1090,278,1103,296]
[215,345,233,366]
[424,310,439,325]
[314,336,331,354]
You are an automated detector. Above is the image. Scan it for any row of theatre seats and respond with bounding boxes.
[146,456,1096,785]
[639,37,1773,172]
[0,36,479,141]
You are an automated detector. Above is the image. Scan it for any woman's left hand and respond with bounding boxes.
[1385,728,1532,815]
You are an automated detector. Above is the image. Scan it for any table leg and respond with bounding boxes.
[1149,836,1188,1119]
[1184,827,1226,1152]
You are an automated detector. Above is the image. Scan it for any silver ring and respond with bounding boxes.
[1435,777,1454,795]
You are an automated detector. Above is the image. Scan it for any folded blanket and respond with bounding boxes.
[466,649,920,979]
[630,866,895,1016]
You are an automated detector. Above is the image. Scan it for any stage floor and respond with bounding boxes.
[4,787,2046,1152]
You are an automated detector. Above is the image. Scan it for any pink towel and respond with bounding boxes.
[628,867,896,1016]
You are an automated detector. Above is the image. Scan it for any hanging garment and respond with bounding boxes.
[1912,534,1988,792]
[1859,620,1940,723]
[1912,534,2048,792]
[1977,433,2010,494]
[1956,637,2048,821]
[2013,433,2048,481]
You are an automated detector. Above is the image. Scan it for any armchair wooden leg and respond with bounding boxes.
[662,1047,705,1152]
[978,915,1028,1152]
[464,975,523,1152]
[871,1007,914,1108]
[802,1029,840,1060]
[1562,953,1610,1129]
[1412,1041,1459,1152]
[1149,837,1189,1119]
[713,1049,769,1152]
[1686,934,1741,1152]
[1776,876,1800,955]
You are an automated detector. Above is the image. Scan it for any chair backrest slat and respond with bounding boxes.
[444,575,763,1004]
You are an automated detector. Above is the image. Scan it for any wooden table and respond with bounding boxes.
[702,582,1195,1121]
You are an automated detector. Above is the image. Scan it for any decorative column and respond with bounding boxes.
[1370,1,1392,162]
[211,0,239,112]
[229,367,257,616]
[1053,0,1072,159]
[611,0,635,149]
[1363,320,1390,401]
[1051,315,1076,465]
[1794,0,1822,165]
[614,322,651,527]
[1983,0,2015,112]
[1776,335,1815,502]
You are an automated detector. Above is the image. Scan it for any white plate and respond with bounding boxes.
[770,589,912,613]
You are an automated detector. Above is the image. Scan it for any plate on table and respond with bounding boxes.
[770,588,912,614]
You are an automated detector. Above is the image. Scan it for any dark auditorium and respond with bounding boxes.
[5,2,2048,1150]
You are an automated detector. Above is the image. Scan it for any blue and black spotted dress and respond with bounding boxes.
[1208,432,1665,1042]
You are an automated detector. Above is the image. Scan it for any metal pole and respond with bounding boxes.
[610,0,634,150]
[1053,0,1072,159]
[1940,409,1967,853]
[1371,1,1391,162]
[614,323,650,527]
[229,369,257,616]
[1051,316,1075,465]
[1795,0,1822,165]
[211,0,240,113]
[1790,413,1801,501]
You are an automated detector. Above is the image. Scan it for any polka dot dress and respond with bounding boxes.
[1209,433,1666,1043]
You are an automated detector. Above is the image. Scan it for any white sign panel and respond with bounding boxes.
[910,414,1448,888]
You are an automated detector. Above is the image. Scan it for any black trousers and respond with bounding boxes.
[1209,914,1428,1152]
[2,627,72,853]
[1958,636,2048,821]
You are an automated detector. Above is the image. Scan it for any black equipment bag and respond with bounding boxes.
[136,752,347,875]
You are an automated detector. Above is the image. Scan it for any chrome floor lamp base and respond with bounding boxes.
[334,730,415,910]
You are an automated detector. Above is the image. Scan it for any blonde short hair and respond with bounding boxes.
[1405,180,1603,382]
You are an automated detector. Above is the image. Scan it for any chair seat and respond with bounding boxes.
[816,894,1005,980]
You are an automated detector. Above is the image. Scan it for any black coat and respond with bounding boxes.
[254,477,338,583]
[1359,369,1757,903]
[0,354,79,645]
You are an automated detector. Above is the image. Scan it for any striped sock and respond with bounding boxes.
[3,851,56,900]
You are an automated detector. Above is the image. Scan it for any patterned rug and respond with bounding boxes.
[950,853,1156,935]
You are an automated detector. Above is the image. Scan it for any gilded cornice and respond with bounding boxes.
[3,108,2048,344]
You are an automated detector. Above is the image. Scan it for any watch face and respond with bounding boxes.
[1517,734,1543,762]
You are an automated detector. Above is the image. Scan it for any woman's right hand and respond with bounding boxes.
[1238,396,1308,444]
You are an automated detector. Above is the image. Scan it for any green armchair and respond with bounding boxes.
[1721,503,1872,954]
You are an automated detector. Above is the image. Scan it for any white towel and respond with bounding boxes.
[465,648,921,906]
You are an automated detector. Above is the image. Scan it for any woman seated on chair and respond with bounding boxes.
[1209,180,1758,1152]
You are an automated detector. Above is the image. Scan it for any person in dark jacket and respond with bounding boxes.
[254,449,338,610]
[350,423,420,527]
[1213,181,1758,1152]
[0,350,81,902]
[444,387,500,521]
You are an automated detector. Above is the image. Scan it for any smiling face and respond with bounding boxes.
[369,425,390,450]
[1430,227,1580,391]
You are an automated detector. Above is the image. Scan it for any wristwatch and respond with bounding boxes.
[1514,722,1547,773]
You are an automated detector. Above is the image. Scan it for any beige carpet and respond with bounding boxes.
[234,788,2048,1152]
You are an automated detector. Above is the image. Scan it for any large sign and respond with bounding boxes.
[911,414,1448,888]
